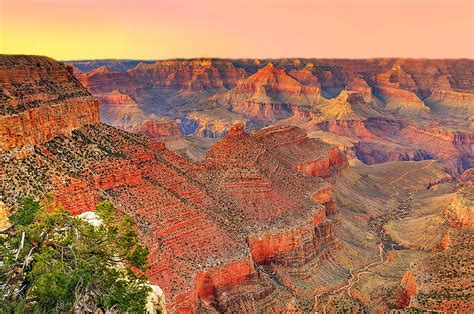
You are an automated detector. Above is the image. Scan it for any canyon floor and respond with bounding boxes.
[320,160,473,312]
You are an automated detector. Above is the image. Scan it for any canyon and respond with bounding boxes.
[1,56,345,312]
[1,55,473,313]
[69,58,473,176]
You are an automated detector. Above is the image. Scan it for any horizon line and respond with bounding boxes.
[3,54,474,62]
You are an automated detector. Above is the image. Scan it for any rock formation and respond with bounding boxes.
[181,108,248,138]
[3,55,472,313]
[444,184,473,228]
[373,63,431,116]
[253,125,348,178]
[96,90,145,128]
[1,56,348,313]
[0,202,10,231]
[68,58,473,177]
[314,117,473,175]
[0,55,99,151]
[346,76,373,102]
[394,271,417,308]
[425,88,474,119]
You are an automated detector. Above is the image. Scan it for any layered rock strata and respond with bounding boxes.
[69,58,473,177]
[1,56,349,313]
[0,55,99,151]
[1,121,345,312]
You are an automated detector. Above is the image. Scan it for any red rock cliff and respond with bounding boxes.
[0,55,99,151]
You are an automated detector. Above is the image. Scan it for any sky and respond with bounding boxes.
[0,0,473,60]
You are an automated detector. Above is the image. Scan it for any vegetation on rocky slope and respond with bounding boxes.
[0,196,151,313]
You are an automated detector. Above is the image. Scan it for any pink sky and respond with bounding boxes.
[1,0,473,60]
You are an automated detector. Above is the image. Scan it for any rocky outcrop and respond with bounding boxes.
[313,91,363,121]
[96,90,146,128]
[181,109,247,138]
[1,56,349,312]
[248,209,334,266]
[289,66,321,91]
[346,76,373,102]
[294,146,348,178]
[444,184,473,228]
[95,89,188,152]
[436,231,450,251]
[372,63,431,116]
[397,124,474,175]
[0,202,10,232]
[373,86,430,116]
[146,285,167,314]
[315,119,376,138]
[459,168,474,183]
[253,125,348,178]
[129,59,247,91]
[233,63,317,95]
[425,88,474,119]
[0,55,99,151]
[214,63,321,122]
[394,271,417,308]
[232,101,294,121]
[132,118,182,139]
[78,65,137,94]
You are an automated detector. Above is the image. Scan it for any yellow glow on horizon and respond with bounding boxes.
[1,0,473,60]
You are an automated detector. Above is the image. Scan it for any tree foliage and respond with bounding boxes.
[0,196,151,313]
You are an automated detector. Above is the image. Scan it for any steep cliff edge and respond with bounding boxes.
[0,55,99,151]
[444,184,473,228]
[253,124,348,178]
[2,122,344,312]
[1,56,348,313]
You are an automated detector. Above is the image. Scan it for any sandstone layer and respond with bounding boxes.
[1,55,99,151]
[1,55,351,313]
[1,121,346,312]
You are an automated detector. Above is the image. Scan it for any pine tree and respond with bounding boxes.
[0,196,152,313]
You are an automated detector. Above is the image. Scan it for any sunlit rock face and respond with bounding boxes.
[444,184,474,228]
[0,56,100,151]
[3,55,473,312]
[0,202,10,232]
[69,58,473,176]
[1,56,349,313]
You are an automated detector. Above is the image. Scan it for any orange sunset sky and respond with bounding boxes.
[1,0,473,60]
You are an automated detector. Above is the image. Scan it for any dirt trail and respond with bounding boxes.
[316,162,431,312]
[317,238,388,313]
[389,160,436,185]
